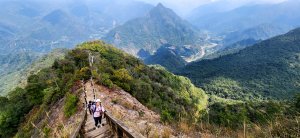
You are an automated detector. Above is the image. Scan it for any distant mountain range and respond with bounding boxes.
[0,0,153,55]
[0,0,153,95]
[185,0,300,60]
[178,28,300,100]
[103,3,210,58]
[188,0,300,35]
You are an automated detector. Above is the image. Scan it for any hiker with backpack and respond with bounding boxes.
[91,99,105,129]
[87,101,93,115]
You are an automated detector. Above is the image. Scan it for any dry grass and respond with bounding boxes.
[122,100,134,110]
[110,107,124,120]
[150,128,160,138]
[193,116,300,138]
[162,127,172,138]
[52,122,75,138]
[111,97,134,110]
[143,123,153,138]
[179,121,192,134]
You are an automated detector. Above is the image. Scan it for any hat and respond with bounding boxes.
[96,99,101,103]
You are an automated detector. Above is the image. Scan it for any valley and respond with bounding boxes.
[0,0,300,137]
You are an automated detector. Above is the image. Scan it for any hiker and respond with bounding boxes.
[87,101,92,115]
[91,99,105,129]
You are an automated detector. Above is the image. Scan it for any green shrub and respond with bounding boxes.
[43,126,51,137]
[161,110,173,123]
[63,93,79,118]
[208,103,247,128]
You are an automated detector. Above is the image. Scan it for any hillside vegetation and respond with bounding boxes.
[0,41,208,137]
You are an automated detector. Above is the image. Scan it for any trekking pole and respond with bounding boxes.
[84,91,87,105]
[93,87,95,98]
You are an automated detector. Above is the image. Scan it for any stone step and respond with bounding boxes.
[97,130,114,138]
[84,125,111,138]
[84,122,108,133]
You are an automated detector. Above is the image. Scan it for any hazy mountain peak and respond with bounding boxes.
[42,9,68,25]
[156,3,164,8]
[148,2,180,20]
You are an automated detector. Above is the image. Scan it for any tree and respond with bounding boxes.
[113,68,133,82]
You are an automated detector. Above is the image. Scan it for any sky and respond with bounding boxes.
[137,0,288,15]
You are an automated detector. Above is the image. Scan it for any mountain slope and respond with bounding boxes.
[103,3,204,55]
[204,38,260,60]
[223,24,287,45]
[0,49,66,95]
[178,28,300,100]
[144,44,187,72]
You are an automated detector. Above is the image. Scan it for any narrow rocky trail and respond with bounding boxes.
[81,82,113,138]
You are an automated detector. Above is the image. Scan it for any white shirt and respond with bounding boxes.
[93,105,105,117]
